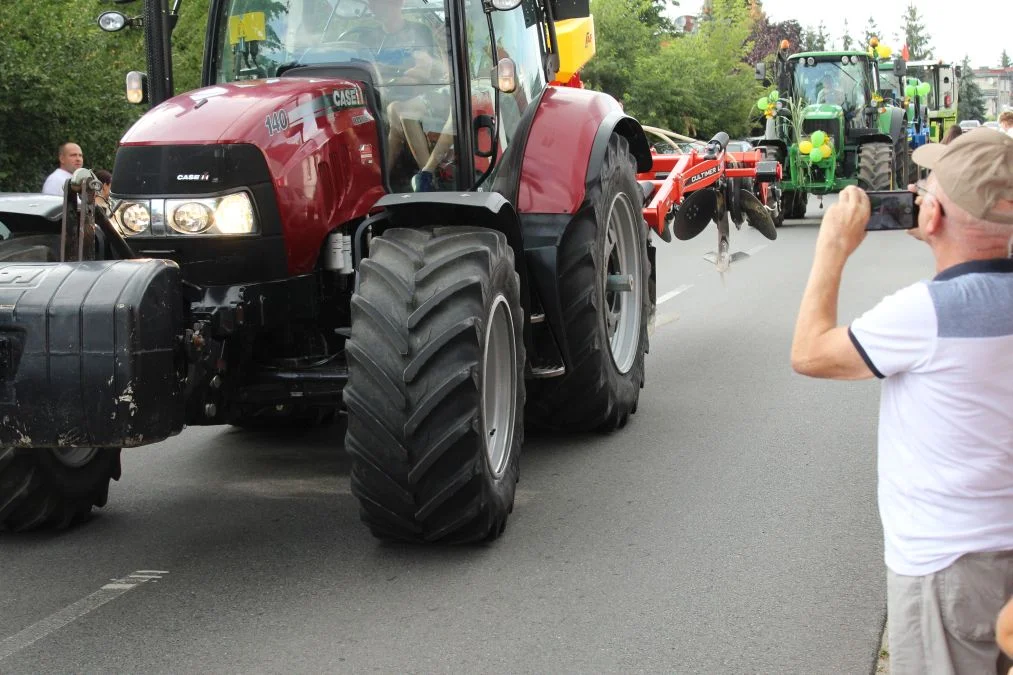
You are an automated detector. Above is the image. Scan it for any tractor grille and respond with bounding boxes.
[802,119,839,141]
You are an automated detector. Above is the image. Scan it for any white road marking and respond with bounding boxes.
[745,243,769,256]
[0,570,167,662]
[657,284,693,305]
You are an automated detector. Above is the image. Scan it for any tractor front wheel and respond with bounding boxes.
[858,142,895,191]
[781,190,807,219]
[525,133,650,433]
[0,447,122,532]
[345,226,524,544]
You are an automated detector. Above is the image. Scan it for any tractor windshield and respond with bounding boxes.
[212,0,451,84]
[879,68,904,105]
[791,58,870,109]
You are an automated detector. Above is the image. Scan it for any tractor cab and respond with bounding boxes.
[163,0,551,194]
[786,53,879,146]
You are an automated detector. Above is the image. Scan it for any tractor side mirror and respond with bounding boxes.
[491,57,517,93]
[754,62,766,81]
[893,58,906,77]
[955,66,962,78]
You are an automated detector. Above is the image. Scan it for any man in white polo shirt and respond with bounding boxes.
[791,128,1013,674]
[41,142,84,196]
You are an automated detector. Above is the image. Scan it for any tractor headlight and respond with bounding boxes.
[115,201,151,235]
[171,202,213,233]
[165,192,257,235]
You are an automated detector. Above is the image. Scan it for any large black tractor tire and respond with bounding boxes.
[0,447,122,532]
[0,234,60,263]
[344,226,525,544]
[893,133,912,189]
[525,133,650,433]
[858,142,895,191]
[781,190,807,220]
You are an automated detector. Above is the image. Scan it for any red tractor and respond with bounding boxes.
[0,0,772,542]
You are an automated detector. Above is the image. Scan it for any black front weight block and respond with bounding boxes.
[0,260,186,448]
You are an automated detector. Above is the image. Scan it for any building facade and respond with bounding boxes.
[973,67,1013,118]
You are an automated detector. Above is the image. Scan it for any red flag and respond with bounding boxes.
[902,44,910,60]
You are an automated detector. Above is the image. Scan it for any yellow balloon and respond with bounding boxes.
[799,140,813,155]
[877,45,892,59]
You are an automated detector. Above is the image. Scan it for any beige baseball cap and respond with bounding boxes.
[911,128,1013,225]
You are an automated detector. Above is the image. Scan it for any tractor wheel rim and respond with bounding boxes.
[604,192,642,374]
[51,447,98,468]
[481,294,516,479]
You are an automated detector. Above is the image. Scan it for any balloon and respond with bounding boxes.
[811,130,826,147]
[799,140,813,155]
[809,147,824,162]
[757,96,770,110]
[876,45,892,59]
[917,82,931,96]
[768,89,779,102]
[905,83,917,98]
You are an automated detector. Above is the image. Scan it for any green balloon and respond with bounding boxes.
[757,96,770,110]
[809,147,824,162]
[811,130,826,147]
[917,82,931,96]
[905,84,917,98]
[768,89,780,102]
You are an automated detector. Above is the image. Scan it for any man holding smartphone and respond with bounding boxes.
[791,129,1013,674]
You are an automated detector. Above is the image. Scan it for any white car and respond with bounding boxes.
[959,119,982,131]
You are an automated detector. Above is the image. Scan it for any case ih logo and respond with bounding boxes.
[332,87,364,109]
[177,173,210,182]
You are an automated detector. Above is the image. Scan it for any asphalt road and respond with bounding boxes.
[0,195,936,673]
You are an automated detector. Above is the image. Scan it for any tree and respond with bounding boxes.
[958,55,986,122]
[840,19,853,51]
[1002,49,1011,68]
[801,21,828,52]
[584,0,761,139]
[746,16,804,64]
[899,3,932,60]
[0,0,210,192]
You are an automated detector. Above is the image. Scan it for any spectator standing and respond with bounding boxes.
[1000,110,1013,138]
[41,142,84,196]
[791,129,1013,674]
[94,169,112,216]
[941,124,963,144]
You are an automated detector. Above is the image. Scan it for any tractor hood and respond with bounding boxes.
[119,77,372,146]
[803,104,842,118]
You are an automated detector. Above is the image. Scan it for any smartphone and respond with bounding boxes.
[865,190,918,231]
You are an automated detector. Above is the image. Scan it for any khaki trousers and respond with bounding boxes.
[888,550,1013,675]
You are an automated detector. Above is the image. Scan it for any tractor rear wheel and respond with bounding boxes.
[525,133,650,433]
[0,447,122,532]
[858,142,895,191]
[345,226,524,544]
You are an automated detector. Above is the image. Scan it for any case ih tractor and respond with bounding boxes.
[0,0,772,542]
[754,40,909,220]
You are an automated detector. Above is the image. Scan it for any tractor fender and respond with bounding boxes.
[856,133,894,147]
[886,107,907,143]
[516,86,651,216]
[356,191,532,347]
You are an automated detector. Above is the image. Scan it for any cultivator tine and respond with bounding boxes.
[739,189,777,240]
[672,188,716,241]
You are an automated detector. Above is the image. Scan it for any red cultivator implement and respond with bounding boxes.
[639,132,781,271]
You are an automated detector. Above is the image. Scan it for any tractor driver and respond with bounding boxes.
[366,0,457,192]
[816,71,846,106]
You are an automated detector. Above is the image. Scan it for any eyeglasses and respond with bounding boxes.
[915,180,945,216]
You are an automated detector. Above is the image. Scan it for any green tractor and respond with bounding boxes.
[902,60,961,143]
[754,41,910,220]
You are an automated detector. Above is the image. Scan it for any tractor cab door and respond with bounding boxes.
[461,0,546,186]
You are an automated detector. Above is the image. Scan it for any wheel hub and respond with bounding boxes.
[50,447,98,468]
[481,295,516,478]
[603,193,642,374]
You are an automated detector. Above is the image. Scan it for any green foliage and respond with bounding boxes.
[899,3,932,60]
[1002,50,1011,68]
[583,0,761,139]
[0,0,211,192]
[800,22,828,52]
[957,55,986,122]
[861,17,879,50]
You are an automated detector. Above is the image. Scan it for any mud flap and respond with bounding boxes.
[0,260,185,448]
